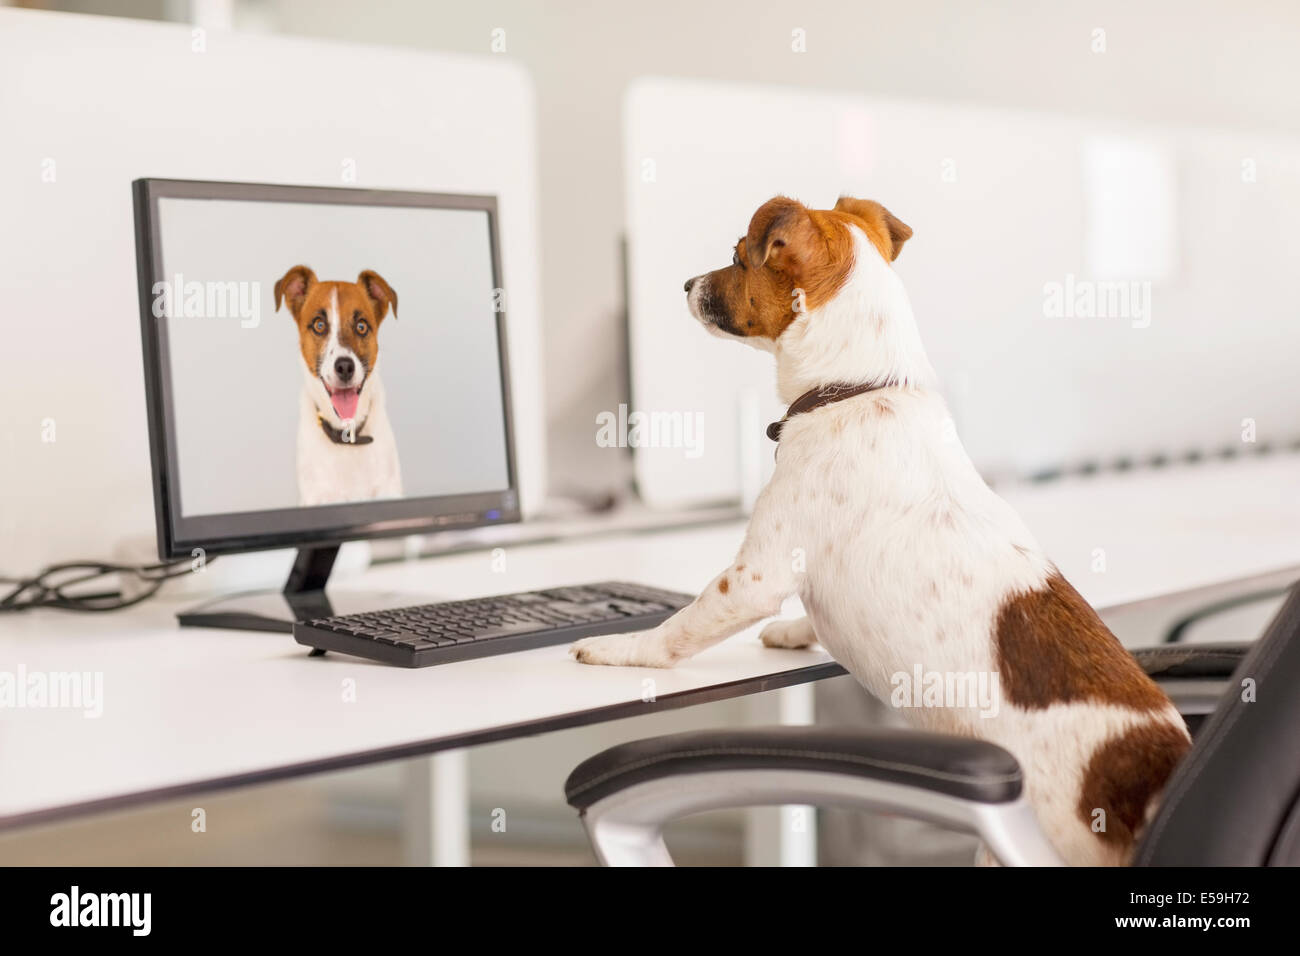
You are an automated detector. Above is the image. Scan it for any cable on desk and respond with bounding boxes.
[0,557,213,613]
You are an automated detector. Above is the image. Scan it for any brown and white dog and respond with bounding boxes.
[274,265,403,506]
[571,196,1190,866]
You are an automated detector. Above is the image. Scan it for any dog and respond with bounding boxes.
[571,195,1191,866]
[273,265,403,506]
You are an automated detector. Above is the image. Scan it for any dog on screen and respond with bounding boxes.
[274,265,403,506]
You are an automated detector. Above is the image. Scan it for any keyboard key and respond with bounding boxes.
[475,621,543,640]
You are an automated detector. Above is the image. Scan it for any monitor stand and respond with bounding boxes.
[176,545,424,641]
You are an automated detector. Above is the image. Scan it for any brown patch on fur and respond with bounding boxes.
[274,265,397,379]
[274,264,317,316]
[687,195,912,342]
[751,572,762,582]
[831,196,912,262]
[1078,720,1189,849]
[718,577,729,594]
[735,564,746,573]
[995,572,1172,711]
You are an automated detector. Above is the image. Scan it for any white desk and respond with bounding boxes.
[1000,453,1300,607]
[0,522,839,833]
[2,453,1299,855]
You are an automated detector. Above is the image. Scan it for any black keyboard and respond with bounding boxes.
[292,581,693,667]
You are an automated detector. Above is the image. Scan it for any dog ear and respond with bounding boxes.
[358,270,398,321]
[746,196,815,272]
[833,197,913,261]
[274,265,317,317]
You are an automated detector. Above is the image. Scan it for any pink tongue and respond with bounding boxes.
[330,388,360,420]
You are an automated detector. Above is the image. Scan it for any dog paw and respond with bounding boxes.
[759,618,817,649]
[570,631,676,668]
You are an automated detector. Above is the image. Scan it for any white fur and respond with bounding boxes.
[319,289,360,392]
[574,227,1187,866]
[297,288,402,507]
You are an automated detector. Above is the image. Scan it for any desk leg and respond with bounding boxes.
[403,750,470,867]
[743,683,817,867]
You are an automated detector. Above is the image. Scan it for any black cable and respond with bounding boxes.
[0,557,213,613]
[1161,585,1293,644]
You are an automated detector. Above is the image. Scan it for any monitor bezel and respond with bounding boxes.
[133,178,521,560]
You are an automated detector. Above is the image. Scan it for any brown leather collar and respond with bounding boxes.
[318,415,373,446]
[766,380,897,444]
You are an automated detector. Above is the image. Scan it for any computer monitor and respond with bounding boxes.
[133,179,520,630]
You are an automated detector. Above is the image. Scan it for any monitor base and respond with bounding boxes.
[175,545,434,642]
[177,590,322,634]
[176,587,435,635]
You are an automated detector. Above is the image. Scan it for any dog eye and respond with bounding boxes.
[311,317,327,335]
[732,252,742,268]
[355,319,369,336]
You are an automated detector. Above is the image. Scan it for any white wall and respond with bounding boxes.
[625,79,1300,506]
[13,0,1299,543]
[0,9,545,570]
[253,0,1300,495]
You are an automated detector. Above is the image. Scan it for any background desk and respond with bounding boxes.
[2,453,1298,864]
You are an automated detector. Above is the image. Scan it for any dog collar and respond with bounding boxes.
[318,415,374,446]
[766,380,898,444]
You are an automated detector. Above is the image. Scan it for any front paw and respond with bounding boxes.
[570,631,676,668]
[759,618,816,649]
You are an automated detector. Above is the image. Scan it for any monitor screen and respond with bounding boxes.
[134,180,519,557]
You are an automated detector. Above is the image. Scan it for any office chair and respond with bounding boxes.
[564,585,1300,866]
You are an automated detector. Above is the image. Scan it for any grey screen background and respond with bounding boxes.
[158,197,510,517]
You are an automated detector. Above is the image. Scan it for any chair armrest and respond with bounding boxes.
[1132,642,1250,679]
[566,726,1022,808]
[564,727,1063,867]
[1133,642,1250,732]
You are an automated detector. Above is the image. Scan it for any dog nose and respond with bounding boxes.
[334,356,355,382]
[684,277,696,293]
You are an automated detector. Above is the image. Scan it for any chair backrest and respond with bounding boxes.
[1134,583,1300,865]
